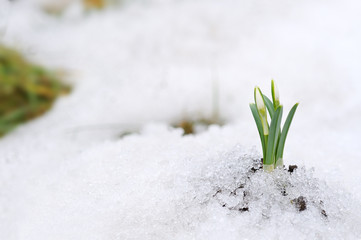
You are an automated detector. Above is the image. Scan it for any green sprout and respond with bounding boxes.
[250,80,298,172]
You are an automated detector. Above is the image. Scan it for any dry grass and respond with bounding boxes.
[0,45,71,137]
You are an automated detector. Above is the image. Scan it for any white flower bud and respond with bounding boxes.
[254,87,269,135]
[255,87,266,114]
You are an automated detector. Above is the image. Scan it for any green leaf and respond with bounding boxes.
[263,95,274,119]
[265,106,283,166]
[276,103,299,163]
[250,103,266,159]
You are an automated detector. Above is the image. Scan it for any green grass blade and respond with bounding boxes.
[0,107,30,123]
[265,106,283,166]
[250,103,266,158]
[263,95,274,119]
[276,103,299,163]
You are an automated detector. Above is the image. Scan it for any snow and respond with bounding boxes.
[1,0,361,239]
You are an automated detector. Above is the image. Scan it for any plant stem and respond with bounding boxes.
[263,164,274,172]
[263,134,268,164]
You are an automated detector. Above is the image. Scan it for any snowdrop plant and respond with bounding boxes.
[250,80,298,172]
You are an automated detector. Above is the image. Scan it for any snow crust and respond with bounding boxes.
[1,0,361,239]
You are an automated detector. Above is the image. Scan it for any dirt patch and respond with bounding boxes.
[173,118,224,135]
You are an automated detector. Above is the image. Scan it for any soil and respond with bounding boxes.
[173,118,224,135]
[292,196,307,211]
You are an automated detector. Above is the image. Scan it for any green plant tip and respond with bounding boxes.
[271,80,280,109]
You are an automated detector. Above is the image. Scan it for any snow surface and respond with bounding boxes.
[1,0,361,239]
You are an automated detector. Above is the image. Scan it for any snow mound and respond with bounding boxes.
[1,123,361,240]
[176,145,361,240]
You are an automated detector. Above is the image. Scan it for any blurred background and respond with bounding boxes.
[1,1,360,149]
[1,0,361,188]
[1,0,361,238]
